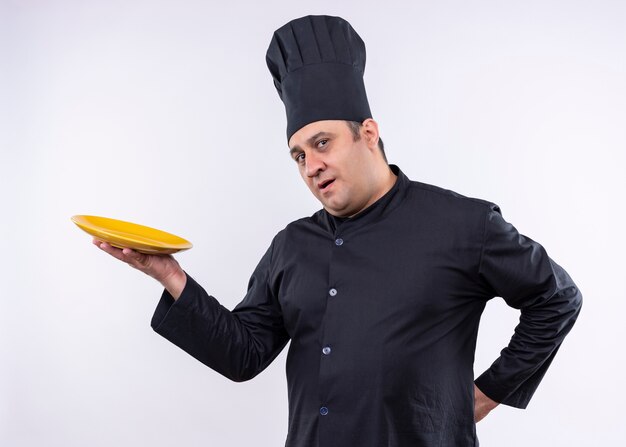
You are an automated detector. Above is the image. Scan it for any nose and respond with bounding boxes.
[305,151,325,178]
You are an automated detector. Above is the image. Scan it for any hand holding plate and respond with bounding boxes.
[93,238,187,299]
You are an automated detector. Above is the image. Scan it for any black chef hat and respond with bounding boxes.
[266,15,373,142]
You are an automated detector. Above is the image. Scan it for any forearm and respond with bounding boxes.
[475,277,582,407]
[151,272,289,382]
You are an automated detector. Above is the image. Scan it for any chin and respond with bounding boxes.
[326,205,351,217]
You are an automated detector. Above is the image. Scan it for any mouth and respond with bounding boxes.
[318,179,335,190]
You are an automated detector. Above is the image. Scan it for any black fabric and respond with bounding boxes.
[328,214,350,232]
[151,164,582,447]
[266,15,373,141]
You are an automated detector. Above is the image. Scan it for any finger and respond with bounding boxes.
[93,238,111,249]
[97,241,127,261]
[121,247,153,270]
[122,247,145,263]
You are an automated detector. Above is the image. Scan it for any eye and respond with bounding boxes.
[294,152,305,164]
[317,138,329,148]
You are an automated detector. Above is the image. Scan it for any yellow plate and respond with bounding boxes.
[71,215,193,255]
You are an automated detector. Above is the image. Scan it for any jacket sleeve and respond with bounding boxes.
[473,203,583,409]
[150,239,290,382]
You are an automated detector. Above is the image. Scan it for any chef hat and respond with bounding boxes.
[266,15,373,142]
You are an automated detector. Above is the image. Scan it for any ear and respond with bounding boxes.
[361,118,380,153]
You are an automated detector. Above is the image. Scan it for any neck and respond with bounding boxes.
[368,164,398,208]
[345,164,397,218]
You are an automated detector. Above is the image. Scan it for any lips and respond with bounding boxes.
[318,179,335,190]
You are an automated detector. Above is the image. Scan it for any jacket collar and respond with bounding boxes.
[314,164,410,235]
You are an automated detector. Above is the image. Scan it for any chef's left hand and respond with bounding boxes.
[474,384,499,422]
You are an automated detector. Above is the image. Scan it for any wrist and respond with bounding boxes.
[161,268,187,300]
[475,385,499,410]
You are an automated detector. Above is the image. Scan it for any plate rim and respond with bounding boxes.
[71,214,193,251]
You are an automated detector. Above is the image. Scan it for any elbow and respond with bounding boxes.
[228,375,253,383]
[523,284,583,334]
[565,283,583,313]
[203,351,262,383]
[558,284,583,330]
[225,367,261,383]
[563,285,583,337]
[575,285,583,307]
[219,352,265,383]
[572,285,583,317]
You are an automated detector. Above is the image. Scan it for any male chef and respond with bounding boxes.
[94,15,583,447]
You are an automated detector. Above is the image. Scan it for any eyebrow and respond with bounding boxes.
[289,131,334,157]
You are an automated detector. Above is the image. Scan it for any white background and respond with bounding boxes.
[1,0,624,445]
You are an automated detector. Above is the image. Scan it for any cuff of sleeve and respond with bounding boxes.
[474,373,515,408]
[474,346,559,410]
[151,271,198,331]
[475,374,531,409]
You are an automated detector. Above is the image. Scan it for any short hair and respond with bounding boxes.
[345,121,387,163]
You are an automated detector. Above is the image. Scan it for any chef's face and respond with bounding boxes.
[288,119,383,218]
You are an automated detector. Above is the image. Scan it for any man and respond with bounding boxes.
[95,15,582,446]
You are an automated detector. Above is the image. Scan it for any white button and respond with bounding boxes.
[329,288,337,296]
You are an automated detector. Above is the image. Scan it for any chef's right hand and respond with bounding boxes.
[92,238,187,300]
